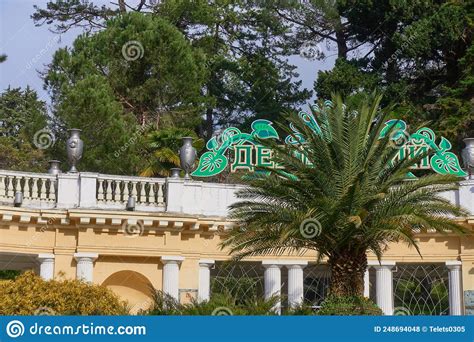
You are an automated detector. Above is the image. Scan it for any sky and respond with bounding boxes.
[0,0,336,107]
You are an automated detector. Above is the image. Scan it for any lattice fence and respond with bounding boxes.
[393,264,449,315]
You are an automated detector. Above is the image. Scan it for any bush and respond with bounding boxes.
[141,290,279,316]
[0,271,128,315]
[317,295,383,315]
[285,303,316,315]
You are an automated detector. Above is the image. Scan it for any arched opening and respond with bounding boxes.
[102,270,154,314]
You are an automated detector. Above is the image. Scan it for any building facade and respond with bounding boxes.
[0,170,473,315]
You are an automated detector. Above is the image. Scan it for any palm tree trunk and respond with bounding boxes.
[328,250,367,297]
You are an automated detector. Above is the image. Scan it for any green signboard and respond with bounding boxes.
[192,104,466,178]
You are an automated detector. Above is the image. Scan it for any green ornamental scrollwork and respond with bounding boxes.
[192,110,466,178]
[380,120,467,177]
[191,120,279,177]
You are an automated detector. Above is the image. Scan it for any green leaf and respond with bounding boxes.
[251,119,279,139]
[191,151,228,177]
[430,152,467,177]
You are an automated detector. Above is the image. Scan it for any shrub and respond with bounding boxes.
[317,295,383,315]
[141,290,279,315]
[0,271,128,315]
[285,303,316,315]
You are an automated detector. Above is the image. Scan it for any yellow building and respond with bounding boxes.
[0,170,473,315]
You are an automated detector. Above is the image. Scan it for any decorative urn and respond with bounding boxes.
[170,168,182,179]
[179,137,197,179]
[461,138,474,178]
[47,160,62,175]
[67,129,83,173]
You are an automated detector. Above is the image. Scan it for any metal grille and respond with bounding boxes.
[303,264,331,307]
[210,261,264,302]
[393,264,449,315]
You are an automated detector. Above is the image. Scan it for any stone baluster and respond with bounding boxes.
[40,178,47,199]
[0,175,5,197]
[131,181,138,201]
[148,182,156,206]
[122,180,129,202]
[14,177,21,196]
[97,179,104,201]
[105,180,112,202]
[6,177,14,197]
[23,177,31,199]
[31,178,38,198]
[139,182,146,203]
[49,179,57,202]
[157,183,164,207]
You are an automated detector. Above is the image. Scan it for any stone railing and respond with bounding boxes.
[96,174,166,211]
[0,169,472,217]
[0,170,57,209]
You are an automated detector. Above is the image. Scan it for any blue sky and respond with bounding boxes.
[0,0,335,107]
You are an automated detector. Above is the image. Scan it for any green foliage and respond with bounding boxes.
[317,296,382,316]
[315,59,379,100]
[211,276,261,304]
[0,87,49,171]
[0,270,20,280]
[0,271,128,315]
[44,12,207,174]
[223,94,467,297]
[140,127,203,177]
[48,75,144,174]
[0,136,48,172]
[141,290,279,316]
[34,1,311,140]
[265,0,473,148]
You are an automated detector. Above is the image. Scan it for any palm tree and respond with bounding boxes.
[222,94,467,298]
[140,127,203,177]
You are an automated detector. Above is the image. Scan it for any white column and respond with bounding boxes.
[363,267,371,298]
[286,262,308,308]
[161,256,185,301]
[446,260,463,315]
[262,261,282,314]
[198,259,214,302]
[373,261,395,315]
[74,252,98,282]
[364,261,378,298]
[37,253,55,280]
